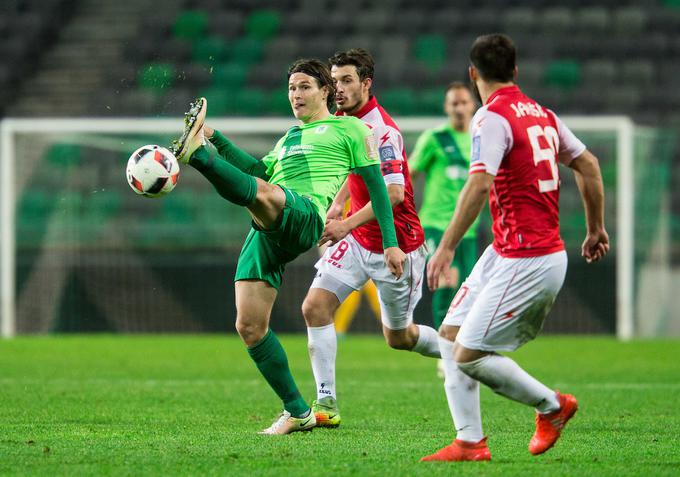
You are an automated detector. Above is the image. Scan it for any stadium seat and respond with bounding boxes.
[209,11,244,39]
[582,59,617,87]
[502,7,537,34]
[192,36,230,65]
[413,34,447,72]
[380,88,417,115]
[268,86,292,115]
[613,6,648,34]
[245,10,281,40]
[138,63,176,93]
[540,7,573,32]
[173,10,209,40]
[212,62,248,88]
[575,7,610,33]
[621,60,655,88]
[544,60,581,90]
[233,88,269,115]
[229,37,264,65]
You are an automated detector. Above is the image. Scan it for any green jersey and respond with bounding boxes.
[409,123,478,238]
[262,115,379,219]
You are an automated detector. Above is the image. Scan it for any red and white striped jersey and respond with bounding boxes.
[336,96,424,254]
[469,85,586,258]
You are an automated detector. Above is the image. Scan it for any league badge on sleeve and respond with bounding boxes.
[379,145,397,162]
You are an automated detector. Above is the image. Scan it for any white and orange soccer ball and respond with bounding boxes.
[126,145,179,198]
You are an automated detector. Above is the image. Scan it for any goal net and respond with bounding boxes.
[0,117,675,338]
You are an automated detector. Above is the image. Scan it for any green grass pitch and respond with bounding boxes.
[1,335,679,476]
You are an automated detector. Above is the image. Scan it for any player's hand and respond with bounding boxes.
[326,201,344,221]
[427,247,454,291]
[581,228,609,263]
[384,246,406,279]
[318,219,351,247]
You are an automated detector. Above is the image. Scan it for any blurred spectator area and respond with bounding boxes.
[1,0,679,123]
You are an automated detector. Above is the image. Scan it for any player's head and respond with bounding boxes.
[444,82,476,131]
[328,48,374,115]
[288,58,335,123]
[468,34,517,101]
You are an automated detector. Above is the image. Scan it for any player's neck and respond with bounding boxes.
[300,107,331,124]
[449,119,468,133]
[478,81,515,105]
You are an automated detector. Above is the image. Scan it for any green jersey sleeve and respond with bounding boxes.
[261,136,285,178]
[343,117,379,169]
[409,130,435,172]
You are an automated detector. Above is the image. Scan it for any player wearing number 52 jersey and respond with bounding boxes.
[421,34,609,462]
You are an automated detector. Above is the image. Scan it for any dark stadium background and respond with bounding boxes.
[1,0,678,336]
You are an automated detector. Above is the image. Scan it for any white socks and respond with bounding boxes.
[411,325,441,358]
[438,336,484,442]
[458,354,560,414]
[307,323,337,400]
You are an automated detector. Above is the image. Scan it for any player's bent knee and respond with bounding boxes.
[235,318,267,347]
[384,329,412,350]
[439,324,459,342]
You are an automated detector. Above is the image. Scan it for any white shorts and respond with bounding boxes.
[311,234,427,330]
[443,245,567,352]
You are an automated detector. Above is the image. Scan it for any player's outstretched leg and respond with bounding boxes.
[171,98,258,207]
[455,349,576,455]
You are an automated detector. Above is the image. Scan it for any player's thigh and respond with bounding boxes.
[456,251,567,353]
[312,235,370,299]
[442,245,495,329]
[372,245,427,330]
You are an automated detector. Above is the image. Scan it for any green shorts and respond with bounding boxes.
[424,227,478,284]
[235,186,324,290]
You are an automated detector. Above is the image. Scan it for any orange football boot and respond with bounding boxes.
[529,392,578,455]
[420,437,491,462]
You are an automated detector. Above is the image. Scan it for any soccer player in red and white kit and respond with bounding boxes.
[302,49,440,427]
[421,34,609,462]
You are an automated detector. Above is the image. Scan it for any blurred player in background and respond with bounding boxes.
[409,82,480,375]
[421,34,609,462]
[171,58,405,435]
[302,49,440,428]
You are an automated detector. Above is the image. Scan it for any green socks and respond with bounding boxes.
[432,286,457,330]
[247,329,309,417]
[208,131,269,180]
[189,146,258,206]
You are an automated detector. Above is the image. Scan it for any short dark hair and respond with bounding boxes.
[288,58,335,109]
[328,48,375,82]
[469,34,516,83]
[446,81,472,95]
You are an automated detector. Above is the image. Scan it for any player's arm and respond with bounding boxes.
[320,183,403,245]
[327,179,350,220]
[554,113,609,263]
[203,125,270,180]
[567,149,609,263]
[408,130,434,180]
[426,172,493,290]
[427,108,507,290]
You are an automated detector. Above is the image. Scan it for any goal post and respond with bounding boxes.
[0,116,652,339]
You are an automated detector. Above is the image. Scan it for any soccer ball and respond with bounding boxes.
[126,145,179,198]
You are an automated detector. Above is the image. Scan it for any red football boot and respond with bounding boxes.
[529,392,578,455]
[420,437,491,462]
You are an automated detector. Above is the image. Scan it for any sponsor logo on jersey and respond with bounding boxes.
[379,145,396,162]
[278,144,314,160]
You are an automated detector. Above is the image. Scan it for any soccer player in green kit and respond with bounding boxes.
[410,82,479,335]
[170,59,406,435]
